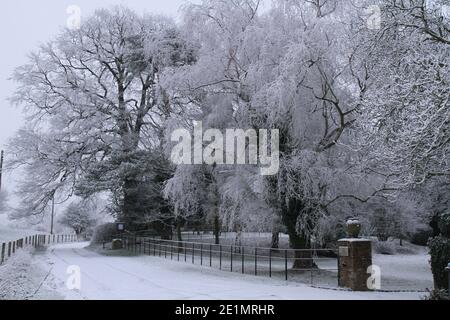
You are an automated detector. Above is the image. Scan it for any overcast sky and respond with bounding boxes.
[0,0,190,149]
[0,1,193,222]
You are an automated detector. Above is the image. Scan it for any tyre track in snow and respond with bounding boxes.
[44,243,215,299]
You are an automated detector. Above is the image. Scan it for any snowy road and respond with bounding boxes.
[34,242,426,300]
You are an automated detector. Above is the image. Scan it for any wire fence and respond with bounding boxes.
[0,234,78,265]
[119,235,338,287]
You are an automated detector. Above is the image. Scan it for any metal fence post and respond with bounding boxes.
[255,248,258,276]
[192,243,195,264]
[242,247,244,274]
[269,249,272,278]
[285,249,288,281]
[219,245,222,270]
[210,244,212,267]
[200,243,203,266]
[230,245,233,272]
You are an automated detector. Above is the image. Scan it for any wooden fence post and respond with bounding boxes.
[12,241,16,254]
[1,243,5,264]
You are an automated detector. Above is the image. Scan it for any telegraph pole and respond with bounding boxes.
[0,150,4,192]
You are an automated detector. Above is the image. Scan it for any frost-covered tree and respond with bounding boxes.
[162,0,390,268]
[355,0,449,188]
[9,7,194,228]
[58,200,98,236]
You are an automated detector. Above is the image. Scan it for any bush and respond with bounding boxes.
[438,212,450,237]
[428,236,450,291]
[373,240,397,255]
[91,223,118,244]
[411,228,433,246]
[423,289,449,301]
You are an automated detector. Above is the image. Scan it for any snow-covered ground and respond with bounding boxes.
[373,246,433,291]
[0,247,62,300]
[6,242,427,300]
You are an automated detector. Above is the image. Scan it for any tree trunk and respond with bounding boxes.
[289,231,316,269]
[214,214,220,245]
[122,178,139,229]
[176,220,183,252]
[271,231,279,249]
[282,198,317,270]
[176,222,183,242]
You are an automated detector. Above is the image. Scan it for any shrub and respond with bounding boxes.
[423,289,449,301]
[428,236,450,290]
[91,223,118,244]
[438,212,450,237]
[373,240,397,255]
[411,228,433,246]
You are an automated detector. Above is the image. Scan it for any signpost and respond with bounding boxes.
[116,222,125,233]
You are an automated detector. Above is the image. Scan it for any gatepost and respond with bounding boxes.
[338,218,372,291]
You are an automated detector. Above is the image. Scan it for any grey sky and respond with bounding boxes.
[0,0,189,149]
[0,1,192,221]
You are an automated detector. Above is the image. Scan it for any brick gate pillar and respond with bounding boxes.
[338,238,372,291]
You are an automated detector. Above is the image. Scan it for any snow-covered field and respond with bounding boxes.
[373,247,433,291]
[0,227,39,243]
[1,242,428,300]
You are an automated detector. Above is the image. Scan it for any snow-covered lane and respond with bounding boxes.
[35,242,425,300]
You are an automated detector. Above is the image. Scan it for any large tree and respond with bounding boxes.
[9,7,194,228]
[163,0,385,268]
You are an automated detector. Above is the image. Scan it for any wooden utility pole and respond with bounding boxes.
[50,195,55,235]
[0,150,4,192]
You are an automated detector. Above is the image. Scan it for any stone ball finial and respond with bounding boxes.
[346,218,361,238]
